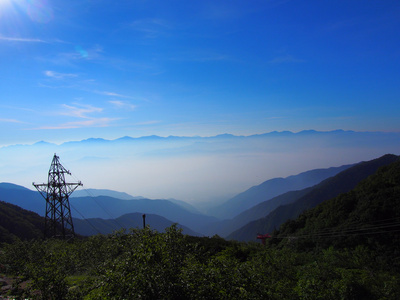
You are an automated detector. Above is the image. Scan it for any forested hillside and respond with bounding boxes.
[274,158,400,257]
[228,154,398,241]
[1,225,399,299]
[0,200,44,243]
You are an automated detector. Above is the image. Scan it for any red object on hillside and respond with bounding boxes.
[256,233,271,245]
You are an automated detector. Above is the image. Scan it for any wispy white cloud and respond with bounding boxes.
[44,70,78,79]
[32,103,117,129]
[0,118,24,123]
[60,104,103,119]
[35,118,116,130]
[0,104,36,112]
[109,100,136,110]
[97,91,130,98]
[0,35,46,43]
[268,55,305,64]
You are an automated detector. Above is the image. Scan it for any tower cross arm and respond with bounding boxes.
[64,181,83,194]
[32,182,49,199]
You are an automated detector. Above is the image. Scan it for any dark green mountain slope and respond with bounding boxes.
[0,200,44,243]
[228,154,399,241]
[73,213,200,236]
[275,158,400,253]
[209,164,353,219]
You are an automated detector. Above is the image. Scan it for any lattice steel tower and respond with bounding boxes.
[33,154,82,239]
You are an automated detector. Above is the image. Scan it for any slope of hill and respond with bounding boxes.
[228,154,399,241]
[0,200,44,243]
[73,213,200,236]
[210,164,353,219]
[275,158,400,255]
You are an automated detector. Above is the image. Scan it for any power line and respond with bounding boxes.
[70,203,102,235]
[79,187,125,230]
[59,158,126,231]
[276,217,400,240]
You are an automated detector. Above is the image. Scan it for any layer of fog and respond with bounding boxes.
[1,131,399,206]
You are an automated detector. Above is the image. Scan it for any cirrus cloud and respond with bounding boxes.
[109,100,136,110]
[35,118,117,129]
[60,104,103,119]
[44,70,78,79]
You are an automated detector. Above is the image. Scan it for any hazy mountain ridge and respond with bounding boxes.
[0,183,215,234]
[71,189,201,213]
[228,154,399,241]
[2,129,399,151]
[209,164,354,219]
[0,183,45,214]
[69,196,216,233]
[73,213,200,236]
[71,188,144,200]
[1,152,399,240]
[202,187,314,237]
[2,130,400,203]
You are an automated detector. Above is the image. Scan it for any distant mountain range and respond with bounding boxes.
[0,183,216,234]
[73,213,200,236]
[71,189,201,214]
[2,130,400,205]
[228,154,399,241]
[208,164,354,219]
[1,153,399,241]
[5,129,398,147]
[71,188,144,200]
[68,196,217,233]
[0,184,202,238]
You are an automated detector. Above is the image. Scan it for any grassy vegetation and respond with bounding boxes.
[0,225,399,299]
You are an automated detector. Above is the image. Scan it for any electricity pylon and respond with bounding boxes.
[33,154,82,239]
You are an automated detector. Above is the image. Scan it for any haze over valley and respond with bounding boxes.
[1,130,399,206]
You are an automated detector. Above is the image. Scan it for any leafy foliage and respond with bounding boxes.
[1,224,399,299]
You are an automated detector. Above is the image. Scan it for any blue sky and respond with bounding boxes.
[1,0,400,146]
